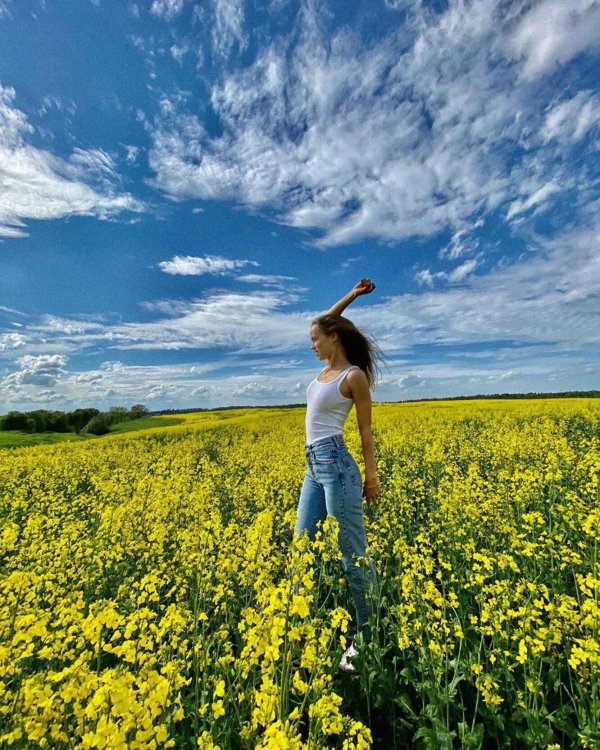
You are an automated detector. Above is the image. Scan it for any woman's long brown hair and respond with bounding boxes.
[313,314,382,388]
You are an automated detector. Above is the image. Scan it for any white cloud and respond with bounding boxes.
[0,84,144,238]
[415,257,479,287]
[397,374,426,390]
[0,1,12,20]
[34,316,106,335]
[0,332,26,350]
[1,213,598,409]
[148,0,597,247]
[157,254,259,275]
[1,354,67,391]
[447,258,479,283]
[439,224,483,260]
[542,91,600,144]
[506,181,561,219]
[415,269,445,288]
[66,147,120,188]
[509,0,600,80]
[384,0,418,9]
[124,144,140,163]
[237,273,296,287]
[211,0,246,59]
[150,0,187,21]
[356,218,600,352]
[4,218,600,365]
[6,289,308,358]
[170,43,189,64]
[39,95,77,118]
[0,224,27,238]
[0,305,26,315]
[115,291,307,351]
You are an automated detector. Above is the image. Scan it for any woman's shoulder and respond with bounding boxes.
[345,366,369,394]
[346,365,367,381]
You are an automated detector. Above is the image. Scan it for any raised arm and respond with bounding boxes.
[325,278,376,316]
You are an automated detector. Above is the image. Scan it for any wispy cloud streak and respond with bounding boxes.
[0,83,144,238]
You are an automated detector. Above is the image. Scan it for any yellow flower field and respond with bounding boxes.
[1,399,598,749]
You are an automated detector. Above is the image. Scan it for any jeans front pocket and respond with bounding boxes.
[311,445,337,465]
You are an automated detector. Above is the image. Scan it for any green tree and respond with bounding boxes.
[83,414,112,435]
[2,411,32,431]
[28,410,49,432]
[45,411,70,433]
[107,406,129,425]
[68,408,100,435]
[129,404,149,419]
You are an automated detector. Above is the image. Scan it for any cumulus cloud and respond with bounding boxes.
[0,83,143,238]
[0,332,26,350]
[158,254,258,276]
[1,354,67,392]
[147,0,597,247]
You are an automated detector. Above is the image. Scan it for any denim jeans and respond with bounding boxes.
[294,434,378,642]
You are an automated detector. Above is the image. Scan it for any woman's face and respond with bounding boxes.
[310,324,336,360]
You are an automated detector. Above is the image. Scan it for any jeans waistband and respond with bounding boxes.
[305,433,345,456]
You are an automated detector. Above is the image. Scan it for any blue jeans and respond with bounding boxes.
[294,434,378,642]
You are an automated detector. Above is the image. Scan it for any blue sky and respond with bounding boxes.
[0,0,599,412]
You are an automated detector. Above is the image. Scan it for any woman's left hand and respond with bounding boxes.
[363,478,381,505]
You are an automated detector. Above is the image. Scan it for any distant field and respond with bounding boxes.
[0,415,185,449]
[0,409,304,449]
[0,430,92,449]
[104,415,185,434]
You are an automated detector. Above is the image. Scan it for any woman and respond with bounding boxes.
[294,278,381,674]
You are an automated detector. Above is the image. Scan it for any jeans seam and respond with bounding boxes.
[337,464,349,538]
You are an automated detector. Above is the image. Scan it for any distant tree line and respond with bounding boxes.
[0,404,149,436]
[395,390,600,404]
[152,404,306,416]
[152,391,599,415]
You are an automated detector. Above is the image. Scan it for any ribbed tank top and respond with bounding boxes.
[305,365,358,446]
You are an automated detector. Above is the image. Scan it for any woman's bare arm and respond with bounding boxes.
[325,278,376,316]
[347,368,380,505]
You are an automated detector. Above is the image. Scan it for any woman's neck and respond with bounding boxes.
[325,351,350,372]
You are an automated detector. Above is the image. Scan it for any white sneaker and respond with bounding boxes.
[339,641,360,674]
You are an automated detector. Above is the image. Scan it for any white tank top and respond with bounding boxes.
[305,365,358,446]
